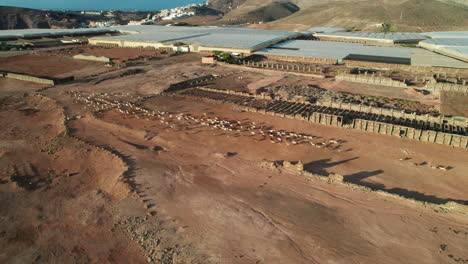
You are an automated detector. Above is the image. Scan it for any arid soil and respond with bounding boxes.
[0,54,109,78]
[1,48,467,264]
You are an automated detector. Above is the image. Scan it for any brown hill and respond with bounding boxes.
[0,6,51,29]
[212,0,468,32]
[220,1,300,24]
[0,6,143,30]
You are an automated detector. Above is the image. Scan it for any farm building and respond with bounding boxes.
[0,28,114,41]
[88,25,307,54]
[314,32,427,45]
[418,32,468,62]
[255,40,468,68]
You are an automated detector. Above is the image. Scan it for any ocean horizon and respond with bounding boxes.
[0,0,206,11]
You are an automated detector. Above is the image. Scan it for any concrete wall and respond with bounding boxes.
[1,72,74,85]
[316,100,467,128]
[197,83,467,128]
[260,54,468,76]
[73,54,111,63]
[423,82,468,95]
[343,59,468,76]
[196,87,344,127]
[352,119,468,148]
[316,35,395,45]
[181,86,467,148]
[5,72,55,85]
[262,54,337,65]
[194,45,252,54]
[239,60,325,79]
[89,38,166,49]
[89,38,253,55]
[336,73,408,88]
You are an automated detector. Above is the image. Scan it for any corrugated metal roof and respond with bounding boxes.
[93,32,210,43]
[256,40,414,60]
[255,40,468,68]
[0,28,113,40]
[91,25,302,50]
[420,38,468,46]
[315,32,427,41]
[422,31,468,39]
[308,27,346,33]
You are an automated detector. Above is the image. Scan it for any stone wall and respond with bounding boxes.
[352,119,468,148]
[4,72,55,85]
[423,82,468,95]
[73,54,111,63]
[336,73,408,88]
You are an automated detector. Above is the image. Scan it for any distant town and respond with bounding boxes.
[81,1,208,28]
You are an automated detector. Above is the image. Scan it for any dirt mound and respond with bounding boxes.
[230,2,300,23]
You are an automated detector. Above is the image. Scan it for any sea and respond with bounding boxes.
[0,0,206,11]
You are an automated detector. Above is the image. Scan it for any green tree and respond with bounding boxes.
[381,22,397,32]
[212,50,222,56]
[221,53,233,63]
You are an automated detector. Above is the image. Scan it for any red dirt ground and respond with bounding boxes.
[0,54,109,78]
[1,48,467,264]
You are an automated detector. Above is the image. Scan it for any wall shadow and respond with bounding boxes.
[343,170,468,205]
[303,157,359,176]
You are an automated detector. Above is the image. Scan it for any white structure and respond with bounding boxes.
[419,32,468,62]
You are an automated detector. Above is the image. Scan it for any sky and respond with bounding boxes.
[0,0,206,11]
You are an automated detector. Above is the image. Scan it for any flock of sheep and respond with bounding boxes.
[68,91,346,151]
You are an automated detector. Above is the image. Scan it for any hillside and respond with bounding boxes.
[0,6,51,29]
[220,1,300,24]
[0,6,149,30]
[210,0,468,32]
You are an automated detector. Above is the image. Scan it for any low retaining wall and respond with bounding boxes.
[223,62,325,79]
[73,54,111,63]
[336,73,407,88]
[0,71,74,85]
